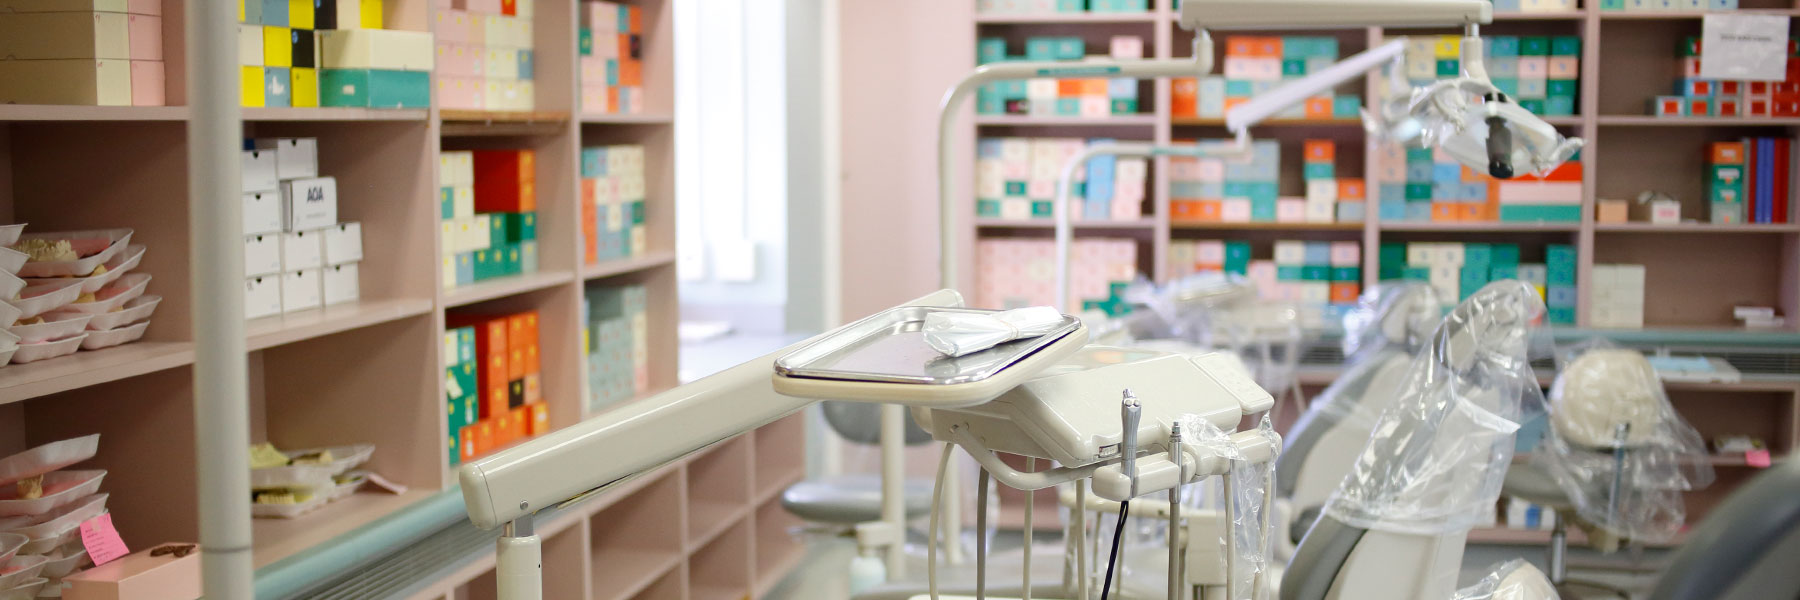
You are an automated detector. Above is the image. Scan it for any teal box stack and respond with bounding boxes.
[1545,243,1577,325]
[584,284,649,413]
[444,327,478,465]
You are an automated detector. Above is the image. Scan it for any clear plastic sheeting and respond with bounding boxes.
[1365,53,1582,179]
[921,306,1066,357]
[1452,560,1561,600]
[1533,339,1715,543]
[1339,283,1444,361]
[1323,280,1548,535]
[1105,273,1304,398]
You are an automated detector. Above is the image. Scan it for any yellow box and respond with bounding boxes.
[242,65,265,106]
[288,0,313,29]
[1434,35,1460,58]
[263,25,291,67]
[290,66,318,107]
[359,0,381,29]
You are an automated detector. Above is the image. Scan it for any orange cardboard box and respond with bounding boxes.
[1329,282,1360,304]
[1303,97,1332,119]
[459,425,478,461]
[511,406,531,439]
[1431,203,1460,222]
[1337,178,1365,200]
[1195,199,1222,221]
[1079,78,1108,96]
[529,402,549,436]
[1303,140,1335,162]
[1711,141,1746,165]
[1454,203,1483,220]
[1222,96,1248,114]
[1058,79,1083,97]
[1171,77,1197,117]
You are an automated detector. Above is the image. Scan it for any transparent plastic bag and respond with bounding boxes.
[1339,282,1444,361]
[921,306,1066,357]
[1452,559,1560,600]
[1323,280,1548,535]
[1532,338,1715,543]
[1365,43,1582,179]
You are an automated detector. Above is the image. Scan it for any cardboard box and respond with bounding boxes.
[318,68,429,108]
[280,176,338,231]
[323,222,362,264]
[281,268,322,313]
[252,137,319,180]
[322,262,358,305]
[244,234,282,276]
[238,23,264,65]
[129,59,163,106]
[64,542,201,600]
[244,191,284,235]
[319,29,434,70]
[1596,199,1629,223]
[242,149,279,192]
[0,0,156,13]
[0,12,130,59]
[280,228,324,271]
[0,58,130,106]
[245,275,282,319]
[241,65,264,106]
[473,150,537,212]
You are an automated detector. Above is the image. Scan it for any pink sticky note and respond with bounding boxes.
[80,514,130,567]
[1747,449,1772,468]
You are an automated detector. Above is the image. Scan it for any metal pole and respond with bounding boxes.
[187,0,250,592]
[881,404,906,575]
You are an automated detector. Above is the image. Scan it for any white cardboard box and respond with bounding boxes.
[281,176,338,232]
[281,229,324,271]
[322,222,362,265]
[245,234,283,277]
[440,221,457,256]
[243,191,284,236]
[469,214,492,251]
[246,275,282,319]
[243,149,278,192]
[322,262,359,305]
[282,268,322,313]
[253,137,319,180]
[319,29,435,70]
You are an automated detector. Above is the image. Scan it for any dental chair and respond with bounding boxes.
[1648,454,1800,600]
[1281,281,1559,600]
[1277,284,1444,547]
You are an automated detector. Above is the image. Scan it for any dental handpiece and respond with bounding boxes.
[1121,389,1141,499]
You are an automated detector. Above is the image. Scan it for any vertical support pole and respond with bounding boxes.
[881,404,906,576]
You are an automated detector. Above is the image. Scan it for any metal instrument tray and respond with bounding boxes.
[775,306,1081,386]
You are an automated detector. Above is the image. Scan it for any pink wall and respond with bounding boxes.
[838,0,976,319]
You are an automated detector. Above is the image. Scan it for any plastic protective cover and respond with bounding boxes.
[921,306,1066,357]
[1323,281,1547,534]
[1452,560,1560,600]
[1339,283,1444,361]
[1366,53,1581,178]
[1186,414,1281,600]
[1113,274,1303,396]
[1533,339,1715,543]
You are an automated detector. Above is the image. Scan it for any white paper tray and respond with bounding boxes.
[10,284,80,322]
[330,471,369,501]
[55,274,148,316]
[0,472,104,518]
[0,302,19,330]
[3,495,105,555]
[0,273,22,304]
[0,438,97,488]
[0,330,17,355]
[0,226,25,249]
[85,296,159,332]
[14,230,133,279]
[8,315,90,345]
[0,535,21,567]
[250,444,374,490]
[0,556,47,592]
[251,482,334,519]
[0,577,44,600]
[37,548,84,579]
[10,336,83,365]
[79,322,146,351]
[23,245,144,296]
[0,250,26,278]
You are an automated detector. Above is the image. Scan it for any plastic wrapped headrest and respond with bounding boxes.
[1550,349,1666,448]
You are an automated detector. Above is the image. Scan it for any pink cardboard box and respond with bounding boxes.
[130,59,163,106]
[436,42,482,77]
[435,10,472,43]
[438,76,484,110]
[65,543,200,600]
[127,14,160,60]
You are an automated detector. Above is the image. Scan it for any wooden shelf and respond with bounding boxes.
[691,584,748,600]
[687,501,749,549]
[974,11,1157,23]
[1469,526,1688,548]
[976,218,1156,229]
[246,298,435,351]
[1598,115,1800,126]
[251,489,438,569]
[244,107,429,121]
[1170,117,1361,127]
[582,250,677,280]
[974,114,1159,126]
[1380,221,1582,232]
[1599,8,1800,19]
[0,105,188,121]
[1595,222,1800,233]
[1491,11,1586,19]
[0,341,195,406]
[580,113,675,124]
[439,110,571,136]
[1172,221,1362,231]
[591,548,683,600]
[442,270,576,308]
[439,109,571,123]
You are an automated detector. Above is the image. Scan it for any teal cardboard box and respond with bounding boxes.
[320,69,430,108]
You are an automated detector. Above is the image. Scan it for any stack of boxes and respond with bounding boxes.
[975,35,1144,117]
[447,310,548,465]
[1650,36,1800,118]
[1491,0,1578,12]
[243,137,363,319]
[584,284,648,412]
[439,149,540,289]
[0,0,165,106]
[435,0,534,110]
[1707,140,1747,224]
[976,137,1146,221]
[1376,144,1583,223]
[976,238,1136,309]
[1301,140,1367,223]
[239,0,433,108]
[578,1,643,114]
[1598,0,1736,12]
[977,0,1148,13]
[1167,239,1252,277]
[581,145,648,265]
[1590,263,1646,329]
[1702,138,1790,224]
[1172,36,1360,120]
[1167,139,1286,222]
[1259,240,1362,308]
[1378,241,1576,324]
[1395,35,1578,117]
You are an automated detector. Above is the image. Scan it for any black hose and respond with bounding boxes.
[1100,500,1131,600]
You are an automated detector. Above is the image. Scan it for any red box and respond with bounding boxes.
[1777,101,1800,117]
[1654,97,1684,116]
[1336,178,1365,200]
[1712,142,1746,165]
[1329,283,1360,304]
[1749,98,1771,117]
[1751,81,1771,96]
[529,402,549,436]
[1540,160,1582,182]
[450,316,508,418]
[1719,80,1742,96]
[1303,140,1335,162]
[1717,98,1741,117]
[472,149,536,212]
[499,0,514,15]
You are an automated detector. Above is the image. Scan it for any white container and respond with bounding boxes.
[78,322,146,351]
[9,336,84,366]
[23,245,143,295]
[37,548,85,579]
[322,223,362,265]
[8,315,91,345]
[0,225,26,249]
[0,273,23,302]
[0,249,26,277]
[329,471,367,501]
[0,472,103,518]
[0,495,105,549]
[0,438,96,490]
[13,230,133,279]
[11,283,81,321]
[0,330,18,356]
[251,493,329,519]
[0,534,22,566]
[55,274,148,316]
[0,556,47,591]
[84,296,158,332]
[249,444,374,489]
[0,577,42,600]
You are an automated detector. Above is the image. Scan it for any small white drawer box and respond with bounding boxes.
[243,149,278,192]
[281,229,325,271]
[322,262,359,305]
[243,191,284,236]
[323,222,362,265]
[281,176,338,232]
[245,234,282,277]
[253,137,319,180]
[282,268,322,313]
[245,275,282,319]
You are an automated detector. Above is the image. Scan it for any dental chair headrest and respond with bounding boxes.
[1548,349,1664,448]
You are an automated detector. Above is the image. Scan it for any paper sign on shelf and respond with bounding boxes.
[1747,449,1772,468]
[1701,13,1791,81]
[366,472,410,495]
[80,513,130,566]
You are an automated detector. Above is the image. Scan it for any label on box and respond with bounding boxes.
[1701,14,1790,81]
[282,176,338,231]
[80,513,129,566]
